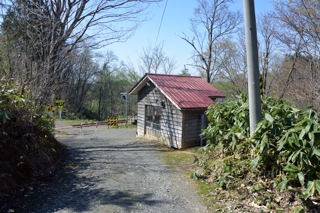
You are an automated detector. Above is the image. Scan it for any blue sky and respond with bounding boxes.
[106,0,274,75]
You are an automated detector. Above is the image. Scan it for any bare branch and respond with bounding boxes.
[179,0,241,82]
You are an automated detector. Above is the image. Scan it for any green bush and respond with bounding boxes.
[0,78,64,206]
[199,94,320,202]
[252,99,320,200]
[0,77,55,134]
[0,77,25,124]
[203,94,250,156]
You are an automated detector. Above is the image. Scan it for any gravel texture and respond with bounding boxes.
[13,125,208,213]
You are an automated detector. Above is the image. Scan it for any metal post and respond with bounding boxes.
[59,109,62,132]
[200,114,204,146]
[243,0,261,136]
[126,95,128,124]
[120,92,128,124]
[51,94,55,105]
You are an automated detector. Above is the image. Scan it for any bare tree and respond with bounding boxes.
[257,13,278,96]
[1,0,162,105]
[271,0,320,109]
[216,38,248,94]
[138,42,177,74]
[62,44,100,117]
[162,56,178,74]
[179,0,241,83]
[122,59,141,85]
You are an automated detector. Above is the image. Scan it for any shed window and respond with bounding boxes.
[146,105,161,130]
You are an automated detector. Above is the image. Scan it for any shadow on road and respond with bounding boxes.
[15,133,170,213]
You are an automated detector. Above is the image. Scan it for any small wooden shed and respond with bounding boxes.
[129,73,225,149]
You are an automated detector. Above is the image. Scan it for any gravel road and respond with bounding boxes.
[15,125,208,213]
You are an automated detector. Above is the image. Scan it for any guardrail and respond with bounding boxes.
[71,120,127,132]
[80,122,98,132]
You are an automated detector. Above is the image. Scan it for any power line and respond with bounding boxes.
[155,0,168,44]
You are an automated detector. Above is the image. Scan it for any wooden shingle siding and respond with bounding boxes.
[135,82,184,148]
[160,99,183,148]
[181,110,208,148]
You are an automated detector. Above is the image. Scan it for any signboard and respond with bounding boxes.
[55,99,65,103]
[55,98,65,132]
[46,103,55,113]
[108,117,118,127]
[55,99,65,110]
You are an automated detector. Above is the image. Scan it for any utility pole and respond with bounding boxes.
[243,0,261,136]
[121,93,128,124]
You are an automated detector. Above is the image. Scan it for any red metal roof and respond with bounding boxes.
[129,74,225,109]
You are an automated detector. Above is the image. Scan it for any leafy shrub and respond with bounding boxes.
[199,94,320,204]
[203,94,250,156]
[0,77,25,124]
[0,78,64,207]
[33,110,56,133]
[252,99,320,200]
[0,77,55,134]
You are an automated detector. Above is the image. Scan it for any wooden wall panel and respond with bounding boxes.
[136,82,184,148]
[160,98,183,148]
[181,110,208,147]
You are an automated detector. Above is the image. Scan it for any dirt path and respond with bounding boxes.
[15,125,208,213]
